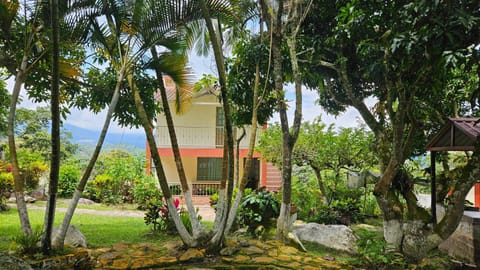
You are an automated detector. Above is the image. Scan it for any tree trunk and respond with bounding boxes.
[8,55,32,236]
[235,128,246,188]
[310,164,327,203]
[198,0,235,246]
[225,56,262,235]
[53,62,128,248]
[42,0,60,254]
[150,47,202,237]
[129,74,195,246]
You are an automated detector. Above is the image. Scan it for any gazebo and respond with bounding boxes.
[426,117,480,265]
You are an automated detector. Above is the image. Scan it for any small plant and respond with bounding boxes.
[144,198,201,234]
[10,228,43,255]
[238,189,280,233]
[0,171,14,211]
[355,229,406,269]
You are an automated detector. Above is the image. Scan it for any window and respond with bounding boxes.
[197,157,223,181]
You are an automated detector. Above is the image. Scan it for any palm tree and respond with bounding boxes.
[54,0,205,248]
[41,0,61,254]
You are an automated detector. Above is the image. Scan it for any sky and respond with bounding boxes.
[6,51,368,144]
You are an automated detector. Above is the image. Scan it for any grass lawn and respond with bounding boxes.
[0,208,177,251]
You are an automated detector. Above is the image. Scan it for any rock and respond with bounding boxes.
[179,248,205,262]
[0,252,33,270]
[31,187,46,200]
[293,223,358,253]
[24,195,35,203]
[52,225,87,248]
[78,198,95,205]
[7,194,36,203]
[220,246,239,256]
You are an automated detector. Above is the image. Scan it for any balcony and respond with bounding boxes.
[155,126,262,148]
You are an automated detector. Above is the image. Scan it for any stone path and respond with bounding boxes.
[75,239,349,269]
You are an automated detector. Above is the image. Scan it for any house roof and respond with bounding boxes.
[153,76,218,102]
[427,117,480,151]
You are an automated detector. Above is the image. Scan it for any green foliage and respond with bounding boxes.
[15,107,78,161]
[89,174,122,204]
[86,150,146,204]
[355,229,406,269]
[58,163,81,198]
[309,187,364,225]
[238,190,280,233]
[0,170,13,211]
[10,227,43,255]
[144,198,198,234]
[226,35,277,126]
[133,175,162,210]
[291,176,323,220]
[15,149,48,191]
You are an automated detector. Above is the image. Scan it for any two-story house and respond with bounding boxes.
[146,77,282,195]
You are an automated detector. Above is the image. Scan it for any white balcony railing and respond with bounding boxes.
[155,126,262,148]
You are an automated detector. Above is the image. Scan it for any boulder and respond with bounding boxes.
[0,252,33,270]
[78,198,95,205]
[52,225,87,248]
[31,187,46,200]
[293,223,358,253]
[7,194,36,203]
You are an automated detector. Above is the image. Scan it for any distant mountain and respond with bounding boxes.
[64,124,146,150]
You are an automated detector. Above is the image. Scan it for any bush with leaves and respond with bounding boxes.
[354,229,406,269]
[58,163,81,197]
[237,189,280,233]
[144,198,199,233]
[133,175,162,209]
[291,176,324,220]
[308,187,364,225]
[16,149,48,191]
[0,170,13,211]
[10,227,43,255]
[89,150,144,203]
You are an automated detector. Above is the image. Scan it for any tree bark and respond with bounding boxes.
[8,55,32,236]
[42,0,60,254]
[129,74,195,246]
[198,0,235,246]
[150,47,203,238]
[53,61,128,248]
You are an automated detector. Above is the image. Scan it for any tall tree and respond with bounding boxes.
[259,0,312,240]
[42,0,60,254]
[301,0,480,259]
[2,0,48,236]
[54,0,197,248]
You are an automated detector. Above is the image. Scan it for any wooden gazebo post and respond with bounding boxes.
[430,151,437,224]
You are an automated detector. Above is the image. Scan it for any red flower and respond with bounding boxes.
[174,198,180,209]
[7,165,12,172]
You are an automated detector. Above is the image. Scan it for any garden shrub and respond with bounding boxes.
[133,175,162,209]
[58,163,81,197]
[308,187,363,225]
[144,198,200,234]
[355,229,406,269]
[0,171,13,211]
[90,174,122,204]
[237,189,280,233]
[16,149,48,191]
[291,177,324,220]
